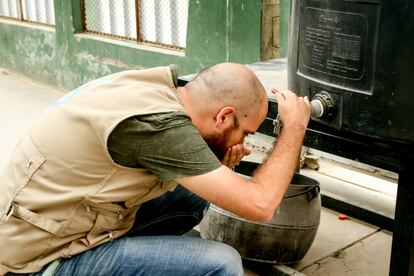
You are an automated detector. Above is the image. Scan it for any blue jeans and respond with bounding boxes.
[36,185,243,276]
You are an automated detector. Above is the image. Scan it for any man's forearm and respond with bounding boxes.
[251,124,307,219]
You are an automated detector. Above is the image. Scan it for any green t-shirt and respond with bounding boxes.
[108,112,222,182]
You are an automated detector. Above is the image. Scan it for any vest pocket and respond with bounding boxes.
[0,204,65,267]
[59,209,125,258]
[12,204,65,235]
[86,212,121,245]
[0,136,45,224]
[83,199,136,246]
[58,199,137,258]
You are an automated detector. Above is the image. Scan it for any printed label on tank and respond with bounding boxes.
[299,8,367,80]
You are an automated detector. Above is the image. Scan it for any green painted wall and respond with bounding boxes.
[279,0,291,57]
[0,0,262,90]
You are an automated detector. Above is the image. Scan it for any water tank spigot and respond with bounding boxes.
[310,91,336,119]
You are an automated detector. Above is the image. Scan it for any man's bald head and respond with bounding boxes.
[185,63,267,120]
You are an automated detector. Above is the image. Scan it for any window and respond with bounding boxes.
[82,0,189,50]
[0,0,55,26]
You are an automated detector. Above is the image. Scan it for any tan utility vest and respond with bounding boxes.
[0,66,185,274]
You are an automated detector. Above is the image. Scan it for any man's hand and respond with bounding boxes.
[222,144,251,168]
[274,90,310,130]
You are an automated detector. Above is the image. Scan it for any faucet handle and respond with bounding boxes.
[273,113,283,136]
[310,91,337,119]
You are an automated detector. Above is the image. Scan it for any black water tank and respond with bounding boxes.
[288,0,414,144]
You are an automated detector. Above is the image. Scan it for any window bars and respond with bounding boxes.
[82,0,189,50]
[0,0,55,26]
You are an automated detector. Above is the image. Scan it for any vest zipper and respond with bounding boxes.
[2,202,14,223]
[117,211,123,221]
[84,203,91,216]
[84,203,125,222]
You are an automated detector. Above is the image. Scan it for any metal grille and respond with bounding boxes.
[83,0,189,49]
[0,0,55,26]
[0,0,21,19]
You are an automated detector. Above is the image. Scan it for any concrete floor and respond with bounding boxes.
[0,68,393,275]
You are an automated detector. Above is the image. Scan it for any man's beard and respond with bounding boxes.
[203,126,233,161]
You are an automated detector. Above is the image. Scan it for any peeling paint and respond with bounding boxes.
[0,0,263,90]
[76,52,129,68]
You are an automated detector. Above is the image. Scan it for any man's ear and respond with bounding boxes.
[214,106,236,128]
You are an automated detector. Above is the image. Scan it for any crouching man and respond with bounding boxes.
[0,63,310,275]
